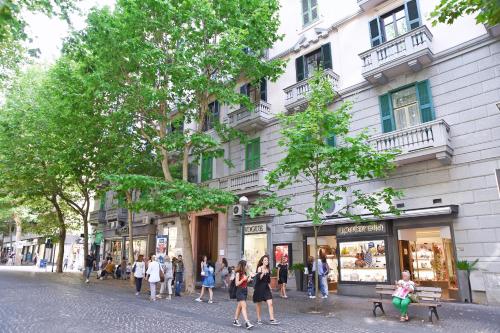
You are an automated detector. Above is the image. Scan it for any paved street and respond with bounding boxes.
[0,268,500,333]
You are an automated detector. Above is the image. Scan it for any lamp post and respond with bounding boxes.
[239,196,249,260]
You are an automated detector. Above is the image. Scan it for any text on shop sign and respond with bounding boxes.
[244,224,266,234]
[337,223,385,236]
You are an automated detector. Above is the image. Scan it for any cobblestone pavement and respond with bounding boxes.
[0,269,499,333]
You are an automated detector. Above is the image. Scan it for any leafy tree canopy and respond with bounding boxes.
[431,0,500,27]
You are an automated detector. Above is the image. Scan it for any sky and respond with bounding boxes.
[23,0,116,65]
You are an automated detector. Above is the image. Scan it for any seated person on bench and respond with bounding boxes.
[100,259,116,279]
[392,270,415,322]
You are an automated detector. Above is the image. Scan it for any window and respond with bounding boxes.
[302,0,318,26]
[99,193,106,210]
[203,101,220,131]
[295,43,332,81]
[201,155,213,182]
[245,138,260,171]
[339,240,387,282]
[240,79,267,106]
[326,134,336,147]
[379,80,434,133]
[369,0,421,47]
[188,163,198,183]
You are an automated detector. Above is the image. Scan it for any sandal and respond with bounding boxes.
[400,317,406,322]
[405,315,409,321]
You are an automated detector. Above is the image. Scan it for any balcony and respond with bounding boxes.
[203,168,267,195]
[359,26,434,85]
[89,210,106,225]
[368,119,453,165]
[105,207,128,222]
[283,69,339,113]
[357,0,387,10]
[225,101,273,132]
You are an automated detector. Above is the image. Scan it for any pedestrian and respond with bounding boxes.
[318,249,329,299]
[277,256,289,299]
[196,260,215,303]
[392,270,415,322]
[219,257,229,289]
[146,255,163,301]
[196,255,209,302]
[306,256,316,298]
[120,257,127,280]
[174,254,184,296]
[33,253,38,266]
[253,255,279,325]
[133,255,146,296]
[232,260,254,329]
[63,256,69,271]
[99,259,116,279]
[106,252,112,261]
[84,251,96,283]
[159,256,174,300]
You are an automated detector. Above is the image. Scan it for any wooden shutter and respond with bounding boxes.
[260,79,267,102]
[369,18,383,47]
[416,80,434,123]
[245,138,260,171]
[321,43,332,70]
[379,94,395,133]
[99,194,106,210]
[296,56,305,82]
[201,156,213,181]
[326,134,336,147]
[405,0,420,30]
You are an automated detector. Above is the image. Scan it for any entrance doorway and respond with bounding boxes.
[306,236,338,291]
[196,215,218,280]
[398,226,458,300]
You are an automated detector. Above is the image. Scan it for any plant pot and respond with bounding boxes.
[294,269,304,291]
[457,269,472,303]
[270,276,278,290]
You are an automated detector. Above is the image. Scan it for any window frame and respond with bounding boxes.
[201,155,214,182]
[245,137,261,171]
[302,0,319,27]
[380,5,407,42]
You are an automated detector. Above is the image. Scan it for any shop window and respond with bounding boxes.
[125,238,148,261]
[306,236,338,290]
[398,226,458,299]
[379,80,434,133]
[302,0,318,26]
[111,240,122,263]
[339,240,387,282]
[244,232,267,273]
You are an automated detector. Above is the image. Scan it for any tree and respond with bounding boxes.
[65,0,284,293]
[250,71,401,306]
[431,0,500,27]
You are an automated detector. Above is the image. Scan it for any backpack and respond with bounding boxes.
[228,279,237,299]
[132,263,136,273]
[322,262,330,276]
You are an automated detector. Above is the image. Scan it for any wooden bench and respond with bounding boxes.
[371,284,442,323]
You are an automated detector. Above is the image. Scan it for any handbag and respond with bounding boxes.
[160,266,165,283]
[408,293,419,303]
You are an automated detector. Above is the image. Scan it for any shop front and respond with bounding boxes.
[103,223,156,263]
[244,223,268,272]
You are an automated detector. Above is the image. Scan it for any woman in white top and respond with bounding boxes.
[146,255,163,301]
[133,254,146,296]
[159,256,174,299]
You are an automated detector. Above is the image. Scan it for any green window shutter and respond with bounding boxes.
[405,0,421,29]
[201,155,213,182]
[321,43,332,70]
[260,79,267,102]
[379,93,395,133]
[416,80,434,123]
[295,56,305,82]
[99,194,106,210]
[117,196,125,207]
[369,17,383,47]
[245,138,260,171]
[326,134,336,147]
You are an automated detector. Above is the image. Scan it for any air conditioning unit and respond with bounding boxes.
[233,204,243,216]
[325,196,347,216]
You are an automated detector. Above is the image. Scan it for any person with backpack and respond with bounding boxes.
[133,255,146,296]
[318,249,329,299]
[232,260,254,329]
[253,255,279,325]
[196,260,215,303]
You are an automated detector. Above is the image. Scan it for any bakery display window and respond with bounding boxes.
[339,240,387,282]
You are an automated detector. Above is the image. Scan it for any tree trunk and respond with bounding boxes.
[13,212,22,265]
[314,225,319,311]
[82,214,89,272]
[53,197,67,273]
[126,190,135,286]
[180,214,195,294]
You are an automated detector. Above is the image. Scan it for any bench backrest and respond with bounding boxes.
[374,284,442,302]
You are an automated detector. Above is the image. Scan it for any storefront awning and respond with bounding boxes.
[284,205,458,228]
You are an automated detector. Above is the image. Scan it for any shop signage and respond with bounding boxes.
[337,222,385,236]
[244,224,266,235]
[94,232,103,245]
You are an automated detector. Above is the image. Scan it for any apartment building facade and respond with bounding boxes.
[89,0,500,303]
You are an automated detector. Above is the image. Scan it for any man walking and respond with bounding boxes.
[84,252,95,283]
[174,254,184,296]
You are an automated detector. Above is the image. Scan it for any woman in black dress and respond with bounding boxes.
[253,255,279,325]
[277,256,289,298]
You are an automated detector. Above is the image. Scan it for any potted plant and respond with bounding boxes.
[457,259,479,303]
[270,267,278,290]
[290,263,305,291]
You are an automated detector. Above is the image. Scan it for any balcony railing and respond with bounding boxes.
[203,168,267,195]
[225,100,273,132]
[359,26,433,84]
[283,68,339,112]
[105,207,128,222]
[89,210,106,224]
[368,119,453,165]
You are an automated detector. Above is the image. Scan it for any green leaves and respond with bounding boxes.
[430,0,500,27]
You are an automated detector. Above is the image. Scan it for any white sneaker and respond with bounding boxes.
[135,292,139,296]
[195,298,202,302]
[322,295,328,299]
[208,300,213,304]
[233,320,241,327]
[85,279,89,283]
[309,295,316,299]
